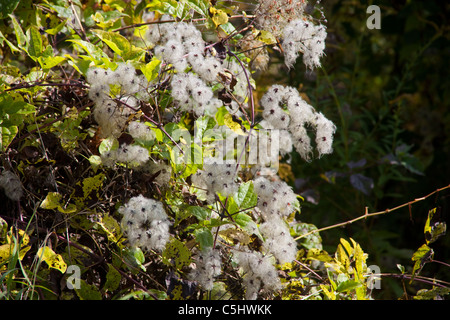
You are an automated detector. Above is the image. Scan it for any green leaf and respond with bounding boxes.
[92,10,124,29]
[97,214,122,242]
[8,14,26,49]
[140,58,161,82]
[1,125,18,152]
[293,223,322,250]
[67,39,108,61]
[194,227,214,250]
[99,137,119,155]
[234,181,257,210]
[183,0,209,16]
[234,212,252,229]
[0,0,20,19]
[146,0,179,16]
[335,243,350,270]
[26,26,43,59]
[72,173,105,207]
[94,29,131,57]
[38,55,66,71]
[225,195,239,216]
[187,206,210,221]
[88,155,102,172]
[75,280,102,300]
[257,30,277,45]
[162,238,192,270]
[414,287,450,300]
[122,247,146,271]
[44,19,67,35]
[194,116,216,143]
[0,30,19,52]
[336,280,362,293]
[215,106,228,126]
[411,244,434,283]
[103,264,121,292]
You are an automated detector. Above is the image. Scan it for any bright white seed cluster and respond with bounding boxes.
[119,195,171,252]
[0,170,23,201]
[260,84,336,161]
[148,19,251,117]
[87,63,150,138]
[253,176,298,264]
[282,19,327,70]
[191,161,240,203]
[260,218,297,264]
[86,63,156,168]
[189,247,222,291]
[101,144,150,168]
[82,12,334,299]
[170,73,221,116]
[232,248,281,300]
[254,0,326,70]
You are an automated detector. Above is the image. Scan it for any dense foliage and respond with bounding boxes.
[0,0,449,300]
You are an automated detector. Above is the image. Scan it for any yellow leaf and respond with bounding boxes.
[336,243,350,270]
[37,246,67,273]
[224,113,245,135]
[320,284,336,300]
[219,228,251,246]
[0,228,31,264]
[209,7,228,27]
[0,244,12,263]
[97,214,122,242]
[40,192,77,214]
[340,238,353,257]
[257,30,277,45]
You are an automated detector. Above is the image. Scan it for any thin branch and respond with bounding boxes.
[2,81,89,93]
[113,98,184,155]
[295,184,450,240]
[226,49,255,127]
[377,273,450,288]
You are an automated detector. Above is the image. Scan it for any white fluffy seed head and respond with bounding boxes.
[128,121,156,142]
[281,19,327,70]
[189,247,222,291]
[119,195,171,251]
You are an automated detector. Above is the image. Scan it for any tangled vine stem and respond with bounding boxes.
[295,184,450,240]
[113,98,185,155]
[377,273,450,289]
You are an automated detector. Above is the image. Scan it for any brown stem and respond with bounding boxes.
[295,184,450,240]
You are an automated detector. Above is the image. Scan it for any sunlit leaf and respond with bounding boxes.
[40,192,77,214]
[336,280,362,293]
[194,227,213,250]
[424,207,446,245]
[141,58,161,82]
[411,244,434,283]
[26,26,43,59]
[37,246,67,273]
[94,29,131,57]
[209,7,228,27]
